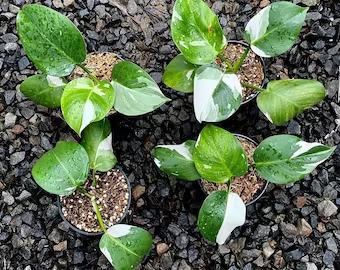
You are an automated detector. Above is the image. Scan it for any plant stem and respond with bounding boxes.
[218,54,234,71]
[233,47,250,73]
[91,169,97,187]
[249,162,256,168]
[77,63,100,84]
[76,187,107,232]
[227,179,233,194]
[241,82,265,92]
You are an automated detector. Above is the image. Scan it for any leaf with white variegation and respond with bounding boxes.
[32,141,89,195]
[163,54,199,93]
[99,224,152,270]
[171,0,226,65]
[194,65,242,123]
[81,118,117,172]
[154,140,201,181]
[20,74,66,108]
[111,61,170,116]
[257,79,326,126]
[244,2,308,57]
[198,191,246,244]
[61,78,115,135]
[16,4,86,76]
[193,125,247,183]
[254,135,335,184]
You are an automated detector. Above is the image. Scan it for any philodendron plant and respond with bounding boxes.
[32,118,152,269]
[17,4,169,136]
[163,0,326,125]
[153,125,335,244]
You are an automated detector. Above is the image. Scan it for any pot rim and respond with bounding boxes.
[199,133,268,207]
[227,40,266,105]
[57,166,132,236]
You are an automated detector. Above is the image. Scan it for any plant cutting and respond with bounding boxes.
[32,117,152,269]
[17,4,170,136]
[163,0,326,125]
[153,125,335,244]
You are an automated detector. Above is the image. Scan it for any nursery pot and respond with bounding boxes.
[57,167,132,236]
[216,40,266,105]
[199,134,268,206]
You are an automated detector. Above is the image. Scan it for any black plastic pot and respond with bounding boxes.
[199,134,268,207]
[227,40,267,105]
[57,167,132,236]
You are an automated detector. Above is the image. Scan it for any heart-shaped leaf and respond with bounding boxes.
[171,0,226,65]
[61,78,115,135]
[244,2,308,57]
[257,79,326,126]
[99,224,152,270]
[163,54,199,93]
[254,135,336,184]
[193,125,247,183]
[20,74,66,108]
[154,140,201,181]
[194,65,242,123]
[81,118,117,172]
[16,4,86,76]
[111,61,170,116]
[32,141,89,195]
[198,191,246,244]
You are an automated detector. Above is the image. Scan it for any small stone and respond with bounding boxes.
[1,33,18,43]
[127,0,138,15]
[10,152,25,165]
[48,229,62,243]
[188,249,199,263]
[287,120,301,135]
[132,185,146,200]
[21,107,35,119]
[5,91,16,104]
[53,0,64,8]
[5,112,17,128]
[73,251,84,264]
[4,42,18,53]
[280,223,298,239]
[306,262,318,270]
[156,243,169,256]
[296,196,307,208]
[18,56,30,70]
[175,233,189,249]
[297,218,312,237]
[260,0,270,8]
[284,249,304,261]
[262,242,275,259]
[160,252,173,269]
[326,237,338,253]
[63,0,74,6]
[16,190,32,201]
[11,125,24,135]
[323,250,335,266]
[318,200,338,218]
[53,241,67,251]
[254,225,271,239]
[2,191,15,205]
[301,0,320,6]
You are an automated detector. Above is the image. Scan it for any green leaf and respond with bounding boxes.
[111,61,170,116]
[194,65,242,123]
[162,54,199,93]
[198,191,246,244]
[20,74,66,108]
[171,0,226,65]
[254,135,336,184]
[16,4,86,76]
[61,78,115,136]
[257,79,326,126]
[81,118,117,172]
[244,2,307,57]
[99,224,152,270]
[154,140,201,181]
[32,141,89,195]
[193,125,247,183]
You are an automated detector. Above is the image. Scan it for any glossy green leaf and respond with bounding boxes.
[20,74,66,108]
[171,0,226,65]
[16,4,86,76]
[61,78,115,136]
[254,135,336,184]
[81,118,117,172]
[99,225,152,270]
[32,141,89,195]
[111,61,170,116]
[198,191,246,244]
[193,125,247,183]
[257,79,326,126]
[154,140,201,181]
[194,65,242,123]
[162,54,199,93]
[244,2,308,57]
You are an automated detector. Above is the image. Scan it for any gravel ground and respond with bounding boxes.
[1,0,340,269]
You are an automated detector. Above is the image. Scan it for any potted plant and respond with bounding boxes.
[163,0,326,125]
[153,125,335,244]
[32,117,152,269]
[16,3,170,136]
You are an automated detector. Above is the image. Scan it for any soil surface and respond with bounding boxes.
[1,0,340,269]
